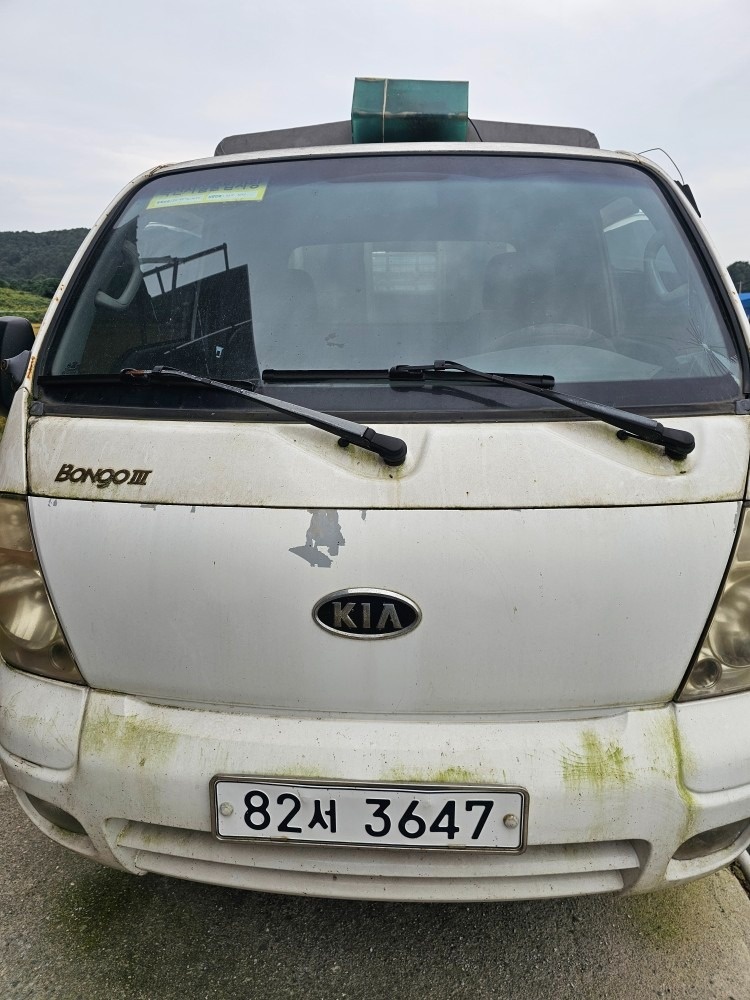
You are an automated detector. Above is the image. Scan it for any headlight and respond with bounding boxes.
[0,496,85,684]
[679,505,750,700]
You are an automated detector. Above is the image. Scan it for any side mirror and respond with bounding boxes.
[0,317,35,415]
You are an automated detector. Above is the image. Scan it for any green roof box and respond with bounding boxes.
[351,77,469,143]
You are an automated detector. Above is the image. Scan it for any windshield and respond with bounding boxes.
[41,154,741,417]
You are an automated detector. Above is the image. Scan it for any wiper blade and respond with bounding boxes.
[263,368,390,382]
[121,366,407,466]
[263,367,555,387]
[388,365,555,388]
[390,360,695,460]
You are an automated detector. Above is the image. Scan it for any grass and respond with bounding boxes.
[0,286,51,324]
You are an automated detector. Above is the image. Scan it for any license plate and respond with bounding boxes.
[211,777,528,851]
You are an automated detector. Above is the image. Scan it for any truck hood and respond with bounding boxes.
[27,414,750,715]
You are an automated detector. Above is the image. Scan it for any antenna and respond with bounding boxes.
[638,147,700,216]
[638,147,685,185]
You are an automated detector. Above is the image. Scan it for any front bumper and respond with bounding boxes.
[2,661,750,902]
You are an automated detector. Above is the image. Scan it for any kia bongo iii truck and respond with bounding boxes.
[1,79,750,902]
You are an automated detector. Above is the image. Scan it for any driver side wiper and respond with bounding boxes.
[120,366,407,466]
[389,360,695,460]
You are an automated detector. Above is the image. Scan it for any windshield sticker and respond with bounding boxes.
[147,183,267,210]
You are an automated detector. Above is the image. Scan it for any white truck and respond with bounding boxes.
[1,78,749,901]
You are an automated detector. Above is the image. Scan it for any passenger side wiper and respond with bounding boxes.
[120,366,407,466]
[389,360,695,460]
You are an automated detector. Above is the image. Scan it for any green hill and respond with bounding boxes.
[0,227,87,324]
[0,286,51,324]
[0,228,89,281]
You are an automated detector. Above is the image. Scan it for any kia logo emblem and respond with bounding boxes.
[313,589,421,639]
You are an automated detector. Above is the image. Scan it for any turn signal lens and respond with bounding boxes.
[680,507,750,700]
[0,497,85,684]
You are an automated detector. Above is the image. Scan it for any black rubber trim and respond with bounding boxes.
[31,398,737,424]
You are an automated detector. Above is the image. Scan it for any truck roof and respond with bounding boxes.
[215,119,600,157]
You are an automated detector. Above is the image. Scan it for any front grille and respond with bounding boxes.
[115,821,640,901]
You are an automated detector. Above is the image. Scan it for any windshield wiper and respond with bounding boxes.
[389,360,695,460]
[120,366,407,466]
[263,368,555,387]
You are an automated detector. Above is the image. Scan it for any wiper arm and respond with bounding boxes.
[389,360,695,460]
[121,366,407,466]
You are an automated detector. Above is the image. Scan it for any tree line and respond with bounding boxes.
[729,261,750,293]
[0,229,89,298]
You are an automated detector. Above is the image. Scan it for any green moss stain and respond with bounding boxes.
[385,765,486,784]
[669,717,695,805]
[561,731,634,790]
[377,460,407,481]
[661,714,697,840]
[273,764,330,779]
[82,709,180,765]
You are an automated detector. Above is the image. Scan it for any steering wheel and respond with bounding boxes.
[644,231,688,304]
[489,323,612,350]
[94,241,142,311]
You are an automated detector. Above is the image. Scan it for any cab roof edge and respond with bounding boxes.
[214,119,600,157]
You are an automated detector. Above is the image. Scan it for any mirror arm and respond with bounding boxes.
[0,350,31,389]
[0,317,36,414]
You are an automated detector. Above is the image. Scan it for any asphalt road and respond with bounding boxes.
[2,778,750,1000]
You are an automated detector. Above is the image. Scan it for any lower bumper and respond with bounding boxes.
[2,663,750,902]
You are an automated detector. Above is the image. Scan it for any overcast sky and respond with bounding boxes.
[1,0,748,264]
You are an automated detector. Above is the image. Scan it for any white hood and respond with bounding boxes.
[27,413,750,715]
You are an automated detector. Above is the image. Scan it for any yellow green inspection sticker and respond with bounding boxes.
[147,183,267,209]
